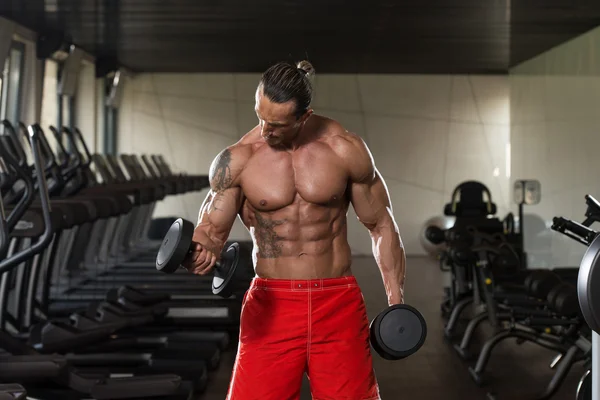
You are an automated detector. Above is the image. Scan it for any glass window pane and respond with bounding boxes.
[0,57,8,120]
[5,44,24,125]
[40,60,62,154]
[0,73,3,115]
[41,60,58,132]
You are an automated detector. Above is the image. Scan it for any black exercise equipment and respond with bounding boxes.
[156,218,253,298]
[3,128,240,334]
[578,234,600,335]
[428,188,597,399]
[0,123,197,399]
[444,181,497,218]
[552,197,600,400]
[577,370,591,400]
[369,304,427,360]
[0,384,26,400]
[425,225,445,245]
[0,134,28,400]
[428,181,530,321]
[454,193,597,399]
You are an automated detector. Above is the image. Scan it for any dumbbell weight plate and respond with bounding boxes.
[527,270,561,299]
[155,217,253,298]
[212,243,240,298]
[370,304,427,360]
[549,283,580,317]
[156,218,194,274]
[547,282,570,309]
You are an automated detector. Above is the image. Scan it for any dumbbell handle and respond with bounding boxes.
[186,243,225,273]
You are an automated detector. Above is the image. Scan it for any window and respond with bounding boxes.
[0,41,25,126]
[0,66,3,114]
[104,77,118,155]
[40,59,62,154]
[75,62,97,154]
[40,60,58,132]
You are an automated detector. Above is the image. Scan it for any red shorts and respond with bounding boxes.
[226,276,380,400]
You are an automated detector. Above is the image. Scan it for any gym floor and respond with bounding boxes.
[200,256,585,399]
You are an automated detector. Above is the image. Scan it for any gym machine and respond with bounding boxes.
[552,194,600,400]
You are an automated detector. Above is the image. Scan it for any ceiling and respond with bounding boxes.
[1,0,600,74]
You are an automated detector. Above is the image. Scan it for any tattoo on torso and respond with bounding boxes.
[210,149,288,259]
[254,211,285,258]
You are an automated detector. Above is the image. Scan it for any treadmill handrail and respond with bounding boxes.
[0,125,53,274]
[0,179,6,256]
[18,122,53,173]
[49,126,84,184]
[1,120,28,169]
[0,132,34,232]
[61,127,83,168]
[74,127,92,168]
[48,126,71,169]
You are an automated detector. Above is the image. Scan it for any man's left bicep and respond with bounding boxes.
[350,172,394,231]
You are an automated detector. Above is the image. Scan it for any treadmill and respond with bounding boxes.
[0,124,28,400]
[2,125,228,376]
[5,126,238,373]
[7,125,242,325]
[17,132,247,328]
[0,123,196,400]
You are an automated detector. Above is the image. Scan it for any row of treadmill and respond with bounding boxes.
[425,181,596,400]
[0,120,253,399]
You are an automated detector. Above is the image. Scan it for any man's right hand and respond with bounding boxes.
[182,242,218,275]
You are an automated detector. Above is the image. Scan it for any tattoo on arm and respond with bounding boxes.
[210,149,233,192]
[254,211,285,258]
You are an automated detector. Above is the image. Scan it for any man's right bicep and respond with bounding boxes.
[194,145,247,249]
[194,187,244,250]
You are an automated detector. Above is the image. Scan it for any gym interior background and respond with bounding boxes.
[1,1,600,399]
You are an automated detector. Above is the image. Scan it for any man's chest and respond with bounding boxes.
[239,148,349,211]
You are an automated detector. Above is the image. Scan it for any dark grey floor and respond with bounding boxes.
[199,256,586,400]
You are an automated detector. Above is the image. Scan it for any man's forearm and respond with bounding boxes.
[371,222,406,305]
[192,225,226,255]
[193,190,231,257]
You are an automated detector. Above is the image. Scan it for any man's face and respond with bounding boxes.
[255,87,311,147]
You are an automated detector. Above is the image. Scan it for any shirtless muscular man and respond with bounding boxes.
[182,60,406,400]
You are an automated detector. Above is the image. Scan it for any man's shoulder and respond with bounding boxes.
[317,116,374,181]
[317,117,369,159]
[209,136,256,190]
[221,127,261,163]
[230,126,263,159]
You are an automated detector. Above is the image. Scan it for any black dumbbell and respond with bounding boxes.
[155,218,252,298]
[370,304,427,360]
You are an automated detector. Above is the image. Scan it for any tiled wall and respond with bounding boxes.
[118,73,510,255]
[510,27,600,267]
